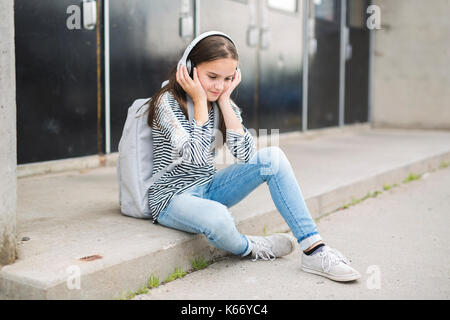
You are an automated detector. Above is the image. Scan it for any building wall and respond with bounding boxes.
[372,0,450,130]
[0,0,17,265]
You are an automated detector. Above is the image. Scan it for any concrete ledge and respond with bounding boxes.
[17,123,371,178]
[2,128,450,299]
[17,153,118,179]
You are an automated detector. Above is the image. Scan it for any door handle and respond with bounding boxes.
[83,0,97,30]
[179,0,193,38]
[308,18,317,56]
[260,27,270,49]
[247,25,259,48]
[344,26,352,60]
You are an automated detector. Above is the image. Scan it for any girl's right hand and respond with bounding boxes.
[176,65,207,105]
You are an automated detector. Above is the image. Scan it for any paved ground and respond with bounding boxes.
[4,127,450,299]
[134,165,450,300]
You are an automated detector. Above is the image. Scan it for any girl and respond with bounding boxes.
[146,31,360,282]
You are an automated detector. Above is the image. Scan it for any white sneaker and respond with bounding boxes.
[247,233,296,261]
[301,246,361,282]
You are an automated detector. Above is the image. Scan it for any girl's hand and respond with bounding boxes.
[218,68,241,105]
[176,65,207,104]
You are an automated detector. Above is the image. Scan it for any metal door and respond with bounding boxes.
[109,0,195,152]
[307,0,341,129]
[344,0,370,124]
[258,0,304,133]
[198,0,258,131]
[199,0,304,133]
[15,0,99,164]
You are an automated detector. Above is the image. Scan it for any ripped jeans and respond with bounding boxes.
[156,146,322,256]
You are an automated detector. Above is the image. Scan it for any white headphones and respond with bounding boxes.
[177,30,237,76]
[173,31,236,129]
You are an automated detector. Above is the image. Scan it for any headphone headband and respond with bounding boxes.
[177,31,236,72]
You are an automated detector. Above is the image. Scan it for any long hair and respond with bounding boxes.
[147,36,239,144]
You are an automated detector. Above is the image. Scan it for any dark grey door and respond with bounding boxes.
[344,0,370,124]
[200,0,304,133]
[109,0,195,152]
[258,0,304,133]
[15,0,99,164]
[199,0,258,131]
[307,0,341,129]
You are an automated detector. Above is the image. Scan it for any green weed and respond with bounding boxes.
[164,267,187,283]
[191,256,210,271]
[147,274,160,289]
[402,173,422,183]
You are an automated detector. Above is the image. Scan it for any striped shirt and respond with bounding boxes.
[148,91,256,222]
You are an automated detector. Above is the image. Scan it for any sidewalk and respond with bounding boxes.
[134,157,450,300]
[1,126,450,299]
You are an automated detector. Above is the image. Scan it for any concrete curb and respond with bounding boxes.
[307,151,450,220]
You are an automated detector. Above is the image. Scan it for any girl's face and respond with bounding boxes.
[196,58,238,102]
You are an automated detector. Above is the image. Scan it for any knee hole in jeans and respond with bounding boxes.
[256,146,286,180]
[203,209,236,242]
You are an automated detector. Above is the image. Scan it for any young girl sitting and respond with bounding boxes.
[146,31,360,282]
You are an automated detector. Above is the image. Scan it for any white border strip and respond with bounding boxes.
[367,1,374,124]
[302,0,309,132]
[338,0,346,127]
[104,0,111,154]
[194,0,200,37]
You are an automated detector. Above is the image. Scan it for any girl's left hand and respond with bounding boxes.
[218,68,241,104]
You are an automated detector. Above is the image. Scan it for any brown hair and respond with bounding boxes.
[147,35,239,144]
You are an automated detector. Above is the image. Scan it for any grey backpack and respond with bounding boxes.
[117,94,219,219]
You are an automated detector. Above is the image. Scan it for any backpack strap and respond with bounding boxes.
[213,103,219,130]
[187,95,195,124]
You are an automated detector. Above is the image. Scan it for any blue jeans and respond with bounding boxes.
[157,146,322,256]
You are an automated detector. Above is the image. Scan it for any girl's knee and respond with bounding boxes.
[203,204,237,240]
[256,146,285,163]
[255,146,287,177]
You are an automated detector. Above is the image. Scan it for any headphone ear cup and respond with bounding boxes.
[186,59,192,76]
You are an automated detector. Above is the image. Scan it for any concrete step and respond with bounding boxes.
[1,126,449,299]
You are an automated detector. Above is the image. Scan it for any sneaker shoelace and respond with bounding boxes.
[251,239,276,261]
[320,248,351,273]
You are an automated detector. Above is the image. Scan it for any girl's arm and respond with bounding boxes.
[154,92,213,167]
[218,97,245,135]
[219,99,256,163]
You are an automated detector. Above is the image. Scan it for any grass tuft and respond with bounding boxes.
[148,274,160,289]
[402,173,422,183]
[191,256,210,271]
[164,267,187,283]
